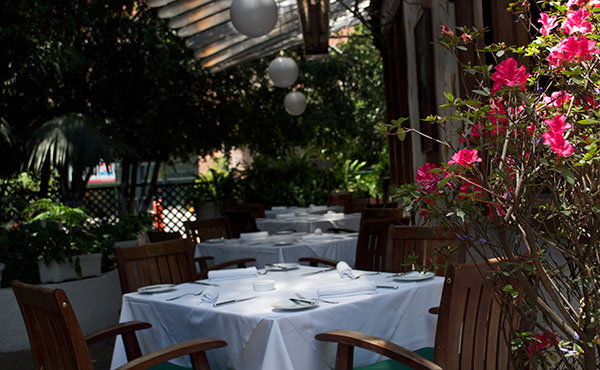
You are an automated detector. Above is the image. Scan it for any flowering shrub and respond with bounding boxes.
[390,1,600,368]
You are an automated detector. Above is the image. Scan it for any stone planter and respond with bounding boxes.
[38,253,103,283]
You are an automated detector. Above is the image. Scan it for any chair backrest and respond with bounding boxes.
[12,280,94,370]
[386,226,464,275]
[343,197,380,214]
[115,239,197,293]
[362,208,411,222]
[224,210,258,238]
[184,218,232,244]
[146,230,182,243]
[355,216,409,272]
[434,260,515,369]
[327,191,354,206]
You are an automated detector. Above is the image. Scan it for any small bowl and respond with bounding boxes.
[253,280,275,292]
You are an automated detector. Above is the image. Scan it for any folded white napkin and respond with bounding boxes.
[336,261,354,278]
[302,234,332,242]
[314,228,322,235]
[239,231,269,241]
[322,212,345,220]
[318,281,377,298]
[200,286,219,303]
[275,213,296,219]
[309,205,327,211]
[271,206,288,211]
[208,267,258,281]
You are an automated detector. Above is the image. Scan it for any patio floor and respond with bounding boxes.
[0,338,114,370]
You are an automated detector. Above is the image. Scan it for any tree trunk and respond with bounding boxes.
[128,161,139,215]
[140,160,161,214]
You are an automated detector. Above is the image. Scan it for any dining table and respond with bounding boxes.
[264,205,344,219]
[196,231,359,268]
[110,266,443,370]
[256,212,361,234]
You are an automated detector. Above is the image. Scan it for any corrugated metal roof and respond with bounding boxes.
[147,0,370,72]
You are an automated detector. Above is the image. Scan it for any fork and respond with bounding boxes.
[166,291,204,301]
[295,292,338,304]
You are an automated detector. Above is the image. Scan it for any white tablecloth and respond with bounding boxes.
[197,232,358,268]
[111,267,443,370]
[265,205,344,219]
[257,213,361,234]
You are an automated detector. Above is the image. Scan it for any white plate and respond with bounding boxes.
[137,284,177,293]
[273,240,295,246]
[273,230,295,235]
[266,263,300,270]
[394,271,435,281]
[205,238,226,244]
[271,299,319,311]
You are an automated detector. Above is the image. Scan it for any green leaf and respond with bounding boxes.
[444,92,454,102]
[473,89,490,97]
[577,119,600,125]
[428,168,444,173]
[456,45,467,51]
[456,208,466,221]
[496,50,505,57]
[559,166,576,185]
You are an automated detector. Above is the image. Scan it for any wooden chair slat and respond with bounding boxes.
[185,218,232,243]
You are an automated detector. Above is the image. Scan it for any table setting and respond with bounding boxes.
[256,211,361,234]
[111,262,444,370]
[196,230,359,268]
[264,204,344,219]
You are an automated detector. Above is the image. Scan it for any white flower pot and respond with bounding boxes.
[38,253,102,283]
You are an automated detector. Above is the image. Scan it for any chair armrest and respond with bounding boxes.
[315,330,442,370]
[115,337,227,370]
[298,257,338,267]
[326,228,356,234]
[85,321,151,361]
[195,256,215,271]
[197,258,257,279]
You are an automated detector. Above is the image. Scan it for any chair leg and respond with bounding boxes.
[122,332,143,361]
[335,343,354,370]
[190,351,211,370]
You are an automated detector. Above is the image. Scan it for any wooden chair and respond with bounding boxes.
[227,202,266,219]
[386,226,464,276]
[184,218,232,244]
[299,210,410,271]
[327,191,354,207]
[12,280,227,370]
[343,197,379,214]
[146,230,182,243]
[116,239,198,294]
[116,239,256,293]
[223,210,258,238]
[316,260,516,370]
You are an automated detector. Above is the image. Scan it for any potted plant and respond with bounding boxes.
[24,199,103,283]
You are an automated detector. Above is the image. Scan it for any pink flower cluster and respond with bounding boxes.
[449,149,482,167]
[542,115,575,157]
[547,35,599,67]
[415,163,440,193]
[491,58,529,94]
[562,8,593,34]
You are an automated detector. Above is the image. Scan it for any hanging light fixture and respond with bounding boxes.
[284,92,307,116]
[230,0,278,38]
[268,56,299,88]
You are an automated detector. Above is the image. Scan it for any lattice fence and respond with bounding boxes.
[1,181,197,234]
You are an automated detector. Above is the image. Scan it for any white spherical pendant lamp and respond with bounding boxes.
[230,0,278,38]
[284,92,307,116]
[269,56,299,88]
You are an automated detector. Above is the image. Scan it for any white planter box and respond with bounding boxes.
[38,253,102,283]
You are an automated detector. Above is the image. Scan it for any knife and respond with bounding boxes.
[301,267,335,276]
[213,296,258,307]
[289,298,316,306]
[376,285,398,289]
[192,281,220,287]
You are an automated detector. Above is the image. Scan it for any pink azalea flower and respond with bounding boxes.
[440,25,454,37]
[415,163,440,193]
[539,13,558,36]
[491,58,529,94]
[448,149,483,166]
[547,35,599,67]
[544,114,572,133]
[542,91,573,107]
[542,131,575,157]
[562,9,593,35]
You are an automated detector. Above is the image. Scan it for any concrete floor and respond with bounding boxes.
[0,339,115,370]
